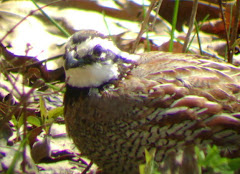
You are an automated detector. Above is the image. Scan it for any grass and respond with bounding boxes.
[140,146,240,174]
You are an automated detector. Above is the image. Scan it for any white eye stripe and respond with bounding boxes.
[77,37,140,62]
[80,37,120,54]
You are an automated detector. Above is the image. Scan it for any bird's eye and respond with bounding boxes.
[93,45,103,57]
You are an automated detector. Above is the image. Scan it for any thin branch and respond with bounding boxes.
[182,0,199,53]
[131,0,158,53]
[218,0,231,62]
[0,0,62,43]
[229,0,240,63]
[150,0,164,31]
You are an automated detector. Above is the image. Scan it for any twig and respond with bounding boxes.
[81,161,93,174]
[218,0,231,62]
[150,0,164,31]
[131,0,158,53]
[182,0,199,53]
[6,54,64,72]
[229,0,240,63]
[0,0,62,43]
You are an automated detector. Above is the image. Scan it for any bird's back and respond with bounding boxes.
[65,52,240,173]
[134,52,240,113]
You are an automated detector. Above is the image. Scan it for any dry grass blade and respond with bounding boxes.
[132,0,159,53]
[182,0,199,53]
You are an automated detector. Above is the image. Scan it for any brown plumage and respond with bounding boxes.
[63,30,240,174]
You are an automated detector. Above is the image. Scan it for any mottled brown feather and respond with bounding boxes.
[64,51,240,173]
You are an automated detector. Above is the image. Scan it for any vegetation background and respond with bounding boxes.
[0,0,239,173]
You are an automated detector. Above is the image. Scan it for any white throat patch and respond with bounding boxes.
[65,62,119,88]
[65,35,140,88]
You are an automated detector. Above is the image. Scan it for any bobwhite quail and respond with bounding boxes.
[63,30,240,174]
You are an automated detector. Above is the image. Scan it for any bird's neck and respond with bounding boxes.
[65,81,115,100]
[64,85,90,103]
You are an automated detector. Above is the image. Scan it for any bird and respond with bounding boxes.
[63,30,240,174]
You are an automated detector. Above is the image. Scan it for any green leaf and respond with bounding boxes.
[39,96,47,120]
[228,158,240,171]
[6,134,28,174]
[139,148,158,174]
[196,145,237,173]
[18,113,24,128]
[45,83,65,93]
[27,116,41,127]
[47,106,64,119]
[145,148,156,163]
[11,115,18,128]
[139,164,146,174]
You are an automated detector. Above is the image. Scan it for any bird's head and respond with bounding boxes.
[64,30,139,88]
